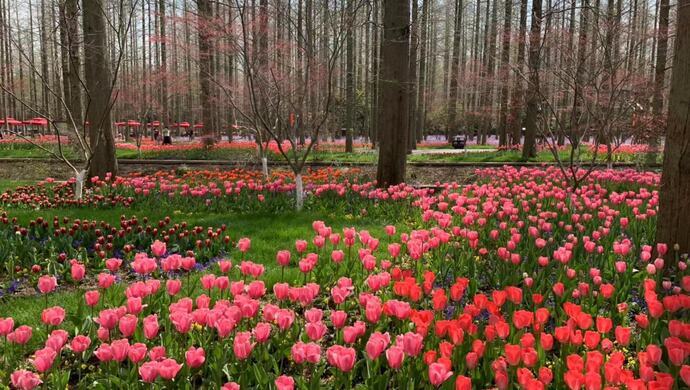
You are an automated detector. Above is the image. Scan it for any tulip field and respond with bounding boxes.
[0,166,689,389]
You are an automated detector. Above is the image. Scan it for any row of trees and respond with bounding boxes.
[0,0,687,253]
[0,1,679,147]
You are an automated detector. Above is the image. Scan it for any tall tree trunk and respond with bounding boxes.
[40,0,50,116]
[159,0,169,124]
[510,0,527,146]
[407,0,419,151]
[58,0,82,125]
[446,0,463,137]
[648,0,670,165]
[369,0,379,148]
[83,0,118,178]
[345,0,355,152]
[196,0,215,142]
[415,0,429,144]
[656,0,690,258]
[498,0,512,146]
[376,0,410,187]
[522,0,541,159]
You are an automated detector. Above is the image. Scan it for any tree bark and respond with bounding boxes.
[407,0,419,151]
[648,0,670,165]
[58,0,82,125]
[345,0,355,152]
[446,0,463,137]
[522,0,541,159]
[370,0,379,148]
[656,0,690,257]
[196,0,215,142]
[83,0,118,178]
[376,0,410,187]
[510,0,527,145]
[159,0,169,124]
[415,0,429,144]
[498,0,512,146]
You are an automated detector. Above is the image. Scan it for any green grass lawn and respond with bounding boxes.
[0,185,393,330]
[1,142,659,164]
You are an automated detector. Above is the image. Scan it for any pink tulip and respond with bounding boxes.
[85,290,100,307]
[70,335,91,354]
[365,332,390,360]
[118,314,138,337]
[11,370,42,390]
[45,329,68,351]
[98,273,115,289]
[94,343,113,362]
[31,347,57,372]
[331,310,347,328]
[305,321,327,341]
[143,314,159,340]
[386,345,405,369]
[237,237,251,252]
[428,362,453,387]
[295,239,308,253]
[185,346,206,368]
[105,258,123,272]
[331,250,345,263]
[70,260,85,281]
[0,317,14,336]
[139,361,159,383]
[233,331,254,360]
[277,250,291,266]
[41,306,65,326]
[326,345,356,372]
[111,338,130,362]
[149,346,167,361]
[218,259,232,273]
[275,375,295,390]
[157,358,182,380]
[128,343,148,363]
[253,322,272,343]
[150,240,167,257]
[37,275,57,294]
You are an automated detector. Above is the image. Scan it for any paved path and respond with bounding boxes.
[411,148,496,155]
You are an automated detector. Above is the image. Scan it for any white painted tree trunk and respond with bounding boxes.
[295,173,304,211]
[74,169,86,200]
[262,156,268,178]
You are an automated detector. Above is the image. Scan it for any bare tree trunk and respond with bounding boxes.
[345,0,355,152]
[83,0,118,178]
[196,0,215,142]
[446,0,463,137]
[648,0,670,165]
[159,0,169,124]
[656,0,690,258]
[376,0,410,187]
[415,0,429,144]
[407,0,419,151]
[522,0,541,159]
[369,0,379,148]
[40,0,51,117]
[498,0,512,146]
[58,0,82,125]
[510,0,527,146]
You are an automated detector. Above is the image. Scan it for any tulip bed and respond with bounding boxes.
[1,166,689,389]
